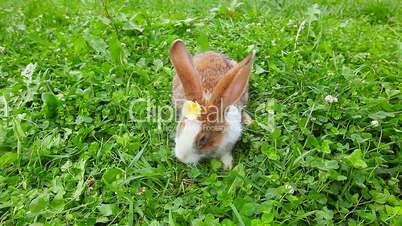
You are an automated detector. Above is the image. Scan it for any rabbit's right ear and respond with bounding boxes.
[170,40,203,103]
[208,50,255,108]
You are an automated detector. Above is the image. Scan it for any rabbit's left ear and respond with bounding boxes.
[170,40,203,103]
[208,50,255,108]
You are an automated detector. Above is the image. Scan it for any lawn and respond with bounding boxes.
[0,0,401,225]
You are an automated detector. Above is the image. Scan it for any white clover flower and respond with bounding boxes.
[0,46,5,54]
[371,120,379,127]
[324,95,338,103]
[21,63,37,80]
[136,187,146,195]
[284,183,294,194]
[17,113,26,120]
[56,93,65,101]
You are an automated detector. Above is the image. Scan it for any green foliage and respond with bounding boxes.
[0,0,401,225]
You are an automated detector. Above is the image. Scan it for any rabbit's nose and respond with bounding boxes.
[174,148,201,165]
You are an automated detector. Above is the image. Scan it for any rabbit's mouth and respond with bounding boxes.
[174,118,204,165]
[175,151,203,165]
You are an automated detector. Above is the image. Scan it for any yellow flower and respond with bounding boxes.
[182,101,201,120]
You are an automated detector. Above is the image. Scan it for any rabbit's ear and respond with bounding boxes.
[208,50,255,108]
[170,40,203,103]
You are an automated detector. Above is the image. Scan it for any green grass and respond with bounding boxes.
[0,0,401,225]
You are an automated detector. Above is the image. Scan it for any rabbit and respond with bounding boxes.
[170,39,255,169]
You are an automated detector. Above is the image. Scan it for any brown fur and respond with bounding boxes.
[194,52,233,94]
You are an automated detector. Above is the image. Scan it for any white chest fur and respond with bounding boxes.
[174,105,242,168]
[218,105,242,153]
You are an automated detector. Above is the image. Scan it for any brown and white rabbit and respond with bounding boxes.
[170,40,255,169]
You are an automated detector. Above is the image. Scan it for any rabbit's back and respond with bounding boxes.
[193,51,235,96]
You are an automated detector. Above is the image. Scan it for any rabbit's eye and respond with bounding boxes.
[198,135,207,147]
